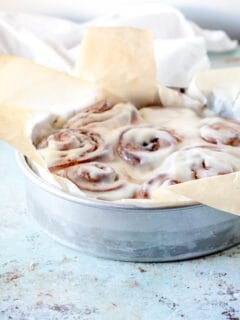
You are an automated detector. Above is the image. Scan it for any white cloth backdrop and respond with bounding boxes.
[0,4,237,88]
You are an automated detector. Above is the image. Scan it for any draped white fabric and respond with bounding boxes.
[0,5,237,87]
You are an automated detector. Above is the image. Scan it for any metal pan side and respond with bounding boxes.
[17,153,240,262]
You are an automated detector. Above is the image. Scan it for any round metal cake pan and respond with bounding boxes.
[18,153,240,262]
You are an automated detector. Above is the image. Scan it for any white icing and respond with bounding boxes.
[31,101,240,201]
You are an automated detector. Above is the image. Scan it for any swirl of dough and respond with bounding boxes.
[200,118,240,146]
[60,162,137,200]
[37,129,108,172]
[117,126,181,167]
[161,145,240,181]
[64,101,138,129]
[136,174,180,199]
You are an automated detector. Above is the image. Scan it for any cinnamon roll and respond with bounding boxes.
[161,145,240,181]
[117,126,181,167]
[59,162,137,200]
[136,145,240,199]
[34,100,240,202]
[64,101,138,129]
[200,118,240,146]
[37,129,109,172]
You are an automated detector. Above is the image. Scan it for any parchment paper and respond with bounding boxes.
[0,54,102,166]
[75,27,158,106]
[0,55,101,113]
[0,106,45,165]
[187,67,240,119]
[168,172,240,215]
